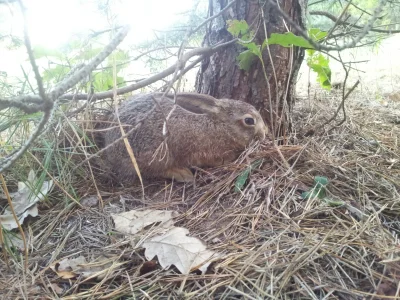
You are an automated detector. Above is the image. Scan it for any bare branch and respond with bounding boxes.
[310,10,400,33]
[0,25,131,172]
[267,0,389,51]
[308,0,328,6]
[0,26,130,111]
[192,0,238,34]
[324,0,353,41]
[2,0,236,107]
[181,55,204,77]
[60,39,237,101]
[18,0,49,107]
[327,80,360,130]
[49,26,130,101]
[0,109,52,172]
[346,0,374,17]
[0,99,43,113]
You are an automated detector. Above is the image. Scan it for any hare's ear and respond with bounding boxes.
[174,93,221,115]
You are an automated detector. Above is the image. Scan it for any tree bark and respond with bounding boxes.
[196,0,307,137]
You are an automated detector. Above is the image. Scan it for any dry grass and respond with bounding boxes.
[0,90,399,299]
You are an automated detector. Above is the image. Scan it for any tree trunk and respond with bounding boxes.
[196,0,307,137]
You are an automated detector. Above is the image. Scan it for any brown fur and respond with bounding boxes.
[103,92,268,183]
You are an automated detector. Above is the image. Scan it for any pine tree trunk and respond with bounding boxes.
[196,0,307,137]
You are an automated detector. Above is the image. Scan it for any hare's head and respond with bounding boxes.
[159,93,268,148]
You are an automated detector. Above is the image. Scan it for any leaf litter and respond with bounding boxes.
[111,209,178,235]
[112,209,221,274]
[0,169,53,230]
[142,226,221,275]
[50,255,120,280]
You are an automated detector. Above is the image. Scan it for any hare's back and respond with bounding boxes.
[104,93,166,159]
[117,94,158,121]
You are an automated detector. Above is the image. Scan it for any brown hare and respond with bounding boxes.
[103,92,268,183]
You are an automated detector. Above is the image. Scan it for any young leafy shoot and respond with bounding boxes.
[226,19,252,40]
[227,19,331,90]
[227,19,261,71]
[236,50,258,71]
[308,28,328,41]
[301,176,329,200]
[307,51,332,90]
[266,32,313,48]
[235,159,262,192]
[306,28,332,89]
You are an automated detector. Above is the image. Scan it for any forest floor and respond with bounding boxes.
[0,35,400,299]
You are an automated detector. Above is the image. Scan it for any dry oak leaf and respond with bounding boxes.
[112,209,178,235]
[50,255,118,280]
[48,283,64,295]
[0,169,53,230]
[50,256,86,279]
[142,227,221,275]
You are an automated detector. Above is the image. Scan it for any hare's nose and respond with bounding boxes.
[255,126,267,140]
[261,129,266,140]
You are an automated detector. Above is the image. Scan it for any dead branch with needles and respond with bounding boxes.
[0,23,130,173]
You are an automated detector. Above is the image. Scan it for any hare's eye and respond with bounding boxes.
[244,117,255,126]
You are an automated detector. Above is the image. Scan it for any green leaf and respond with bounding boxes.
[314,176,328,186]
[228,19,264,69]
[234,160,262,192]
[235,168,251,192]
[301,176,329,200]
[306,49,316,56]
[308,28,327,41]
[237,50,257,71]
[307,53,331,89]
[244,42,261,57]
[227,19,250,38]
[267,32,313,49]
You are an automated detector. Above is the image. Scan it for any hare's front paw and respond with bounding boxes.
[165,168,194,182]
